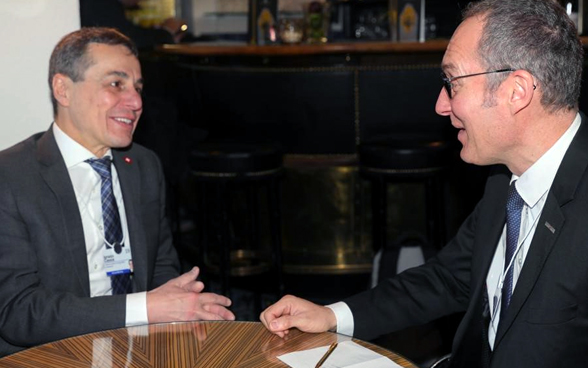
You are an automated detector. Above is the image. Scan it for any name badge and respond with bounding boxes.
[103,242,133,276]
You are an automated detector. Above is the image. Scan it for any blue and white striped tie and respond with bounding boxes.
[86,157,132,295]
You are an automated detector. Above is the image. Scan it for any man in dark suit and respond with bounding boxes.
[260,0,587,366]
[0,27,233,357]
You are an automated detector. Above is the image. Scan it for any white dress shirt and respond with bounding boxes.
[329,113,581,340]
[53,123,148,326]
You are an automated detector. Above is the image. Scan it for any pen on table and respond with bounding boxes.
[315,342,338,368]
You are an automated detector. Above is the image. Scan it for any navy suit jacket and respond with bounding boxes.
[0,127,180,356]
[345,114,588,367]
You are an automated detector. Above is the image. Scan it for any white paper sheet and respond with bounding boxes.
[277,340,404,368]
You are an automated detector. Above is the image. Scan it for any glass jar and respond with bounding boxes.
[279,18,305,44]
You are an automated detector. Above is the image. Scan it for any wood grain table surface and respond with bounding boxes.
[0,321,418,368]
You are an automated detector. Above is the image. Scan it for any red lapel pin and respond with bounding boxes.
[124,156,132,164]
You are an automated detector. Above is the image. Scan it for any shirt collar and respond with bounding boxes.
[513,112,581,208]
[53,123,113,168]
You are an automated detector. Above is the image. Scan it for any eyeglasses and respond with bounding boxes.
[441,68,515,98]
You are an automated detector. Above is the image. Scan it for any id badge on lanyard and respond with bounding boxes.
[103,242,133,276]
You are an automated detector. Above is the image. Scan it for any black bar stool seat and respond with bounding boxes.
[359,137,452,257]
[188,141,284,302]
[190,142,283,176]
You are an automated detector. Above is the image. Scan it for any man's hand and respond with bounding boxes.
[147,267,235,323]
[260,295,337,338]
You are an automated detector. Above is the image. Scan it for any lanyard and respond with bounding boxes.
[489,202,542,334]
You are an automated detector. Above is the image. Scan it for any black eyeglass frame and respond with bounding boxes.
[441,68,515,98]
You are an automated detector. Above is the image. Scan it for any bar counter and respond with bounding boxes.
[141,39,464,275]
[158,39,450,57]
[158,36,588,57]
[143,37,588,275]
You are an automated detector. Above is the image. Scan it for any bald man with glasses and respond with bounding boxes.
[261,1,588,367]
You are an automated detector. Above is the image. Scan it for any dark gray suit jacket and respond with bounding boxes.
[0,128,180,357]
[346,114,588,367]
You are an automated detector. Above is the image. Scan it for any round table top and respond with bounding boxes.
[0,321,417,368]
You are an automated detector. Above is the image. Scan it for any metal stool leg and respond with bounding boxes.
[215,182,231,296]
[246,183,260,250]
[196,181,209,283]
[371,177,387,254]
[268,176,284,297]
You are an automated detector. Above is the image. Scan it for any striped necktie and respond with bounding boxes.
[86,157,132,294]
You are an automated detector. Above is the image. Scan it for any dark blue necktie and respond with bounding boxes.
[86,157,132,295]
[501,181,524,321]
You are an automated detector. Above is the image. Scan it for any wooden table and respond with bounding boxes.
[0,321,417,368]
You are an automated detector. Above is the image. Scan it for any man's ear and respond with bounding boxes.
[52,73,73,108]
[509,70,536,114]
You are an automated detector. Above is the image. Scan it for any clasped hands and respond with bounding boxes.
[147,267,235,323]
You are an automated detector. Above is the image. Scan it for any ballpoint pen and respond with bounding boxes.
[315,342,338,368]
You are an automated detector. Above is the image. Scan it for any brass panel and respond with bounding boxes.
[281,163,373,274]
[204,250,272,277]
[179,155,428,276]
[281,157,427,275]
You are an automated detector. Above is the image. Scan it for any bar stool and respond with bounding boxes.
[359,137,452,256]
[188,141,284,300]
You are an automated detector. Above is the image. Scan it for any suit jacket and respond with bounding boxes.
[0,128,180,357]
[345,114,588,367]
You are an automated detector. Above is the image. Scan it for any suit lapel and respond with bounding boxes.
[472,168,511,304]
[451,168,510,356]
[36,128,91,295]
[494,194,563,345]
[478,181,509,277]
[471,176,509,319]
[112,149,148,292]
[494,115,588,347]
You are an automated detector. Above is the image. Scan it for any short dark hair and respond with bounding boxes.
[464,0,583,112]
[48,27,138,116]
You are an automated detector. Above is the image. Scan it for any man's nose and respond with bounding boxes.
[435,87,451,116]
[124,88,143,111]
